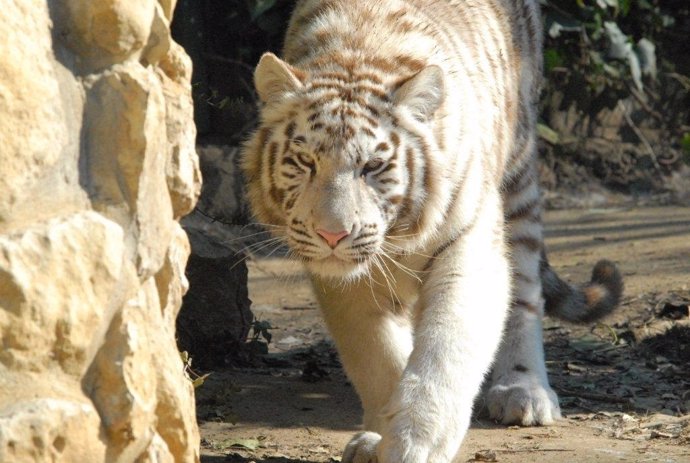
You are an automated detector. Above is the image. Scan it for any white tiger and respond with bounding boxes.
[241,0,623,461]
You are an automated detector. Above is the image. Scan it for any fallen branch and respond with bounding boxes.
[640,414,690,429]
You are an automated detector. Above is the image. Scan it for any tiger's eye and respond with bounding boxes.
[297,152,316,174]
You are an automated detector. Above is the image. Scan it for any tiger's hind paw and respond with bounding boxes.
[487,378,562,426]
[342,431,381,463]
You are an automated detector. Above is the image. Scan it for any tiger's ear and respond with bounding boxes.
[393,65,445,122]
[254,52,305,103]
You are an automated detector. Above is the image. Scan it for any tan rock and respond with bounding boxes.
[0,2,87,227]
[0,0,201,461]
[157,0,178,21]
[85,63,175,280]
[142,3,173,66]
[159,49,201,219]
[155,223,192,320]
[60,0,157,69]
[85,298,158,462]
[135,434,176,463]
[160,41,193,84]
[0,397,106,463]
[0,212,123,375]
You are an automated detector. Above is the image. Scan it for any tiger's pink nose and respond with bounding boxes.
[316,229,350,248]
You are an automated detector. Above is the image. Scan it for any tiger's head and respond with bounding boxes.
[242,53,445,280]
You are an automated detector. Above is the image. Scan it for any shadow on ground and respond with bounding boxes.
[198,296,689,430]
[543,296,689,416]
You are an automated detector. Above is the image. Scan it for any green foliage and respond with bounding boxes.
[541,0,672,94]
[544,47,565,72]
[539,1,690,181]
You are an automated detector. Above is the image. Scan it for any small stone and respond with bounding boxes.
[473,449,498,462]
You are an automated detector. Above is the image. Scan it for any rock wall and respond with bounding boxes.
[0,1,201,462]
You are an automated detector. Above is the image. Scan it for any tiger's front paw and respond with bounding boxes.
[342,431,381,463]
[487,376,562,425]
[341,421,440,463]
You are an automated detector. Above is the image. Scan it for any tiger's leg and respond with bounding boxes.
[487,160,561,425]
[311,278,413,462]
[373,192,511,463]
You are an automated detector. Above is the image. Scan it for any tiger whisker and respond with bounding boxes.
[382,241,436,260]
[241,236,288,256]
[226,236,289,272]
[380,249,423,284]
[365,258,387,312]
[371,254,402,310]
[220,230,284,248]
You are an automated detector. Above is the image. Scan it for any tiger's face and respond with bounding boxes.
[243,53,444,279]
[266,116,405,279]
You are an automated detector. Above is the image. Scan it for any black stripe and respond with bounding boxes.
[506,199,540,223]
[422,235,460,272]
[290,227,312,239]
[509,235,542,252]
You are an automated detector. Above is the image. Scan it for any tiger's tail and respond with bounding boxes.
[540,253,623,323]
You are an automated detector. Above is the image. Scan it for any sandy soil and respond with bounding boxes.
[197,206,690,463]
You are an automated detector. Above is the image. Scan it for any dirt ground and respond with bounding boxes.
[196,206,690,463]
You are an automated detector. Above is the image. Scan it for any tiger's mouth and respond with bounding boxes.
[303,254,372,280]
[285,225,383,280]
